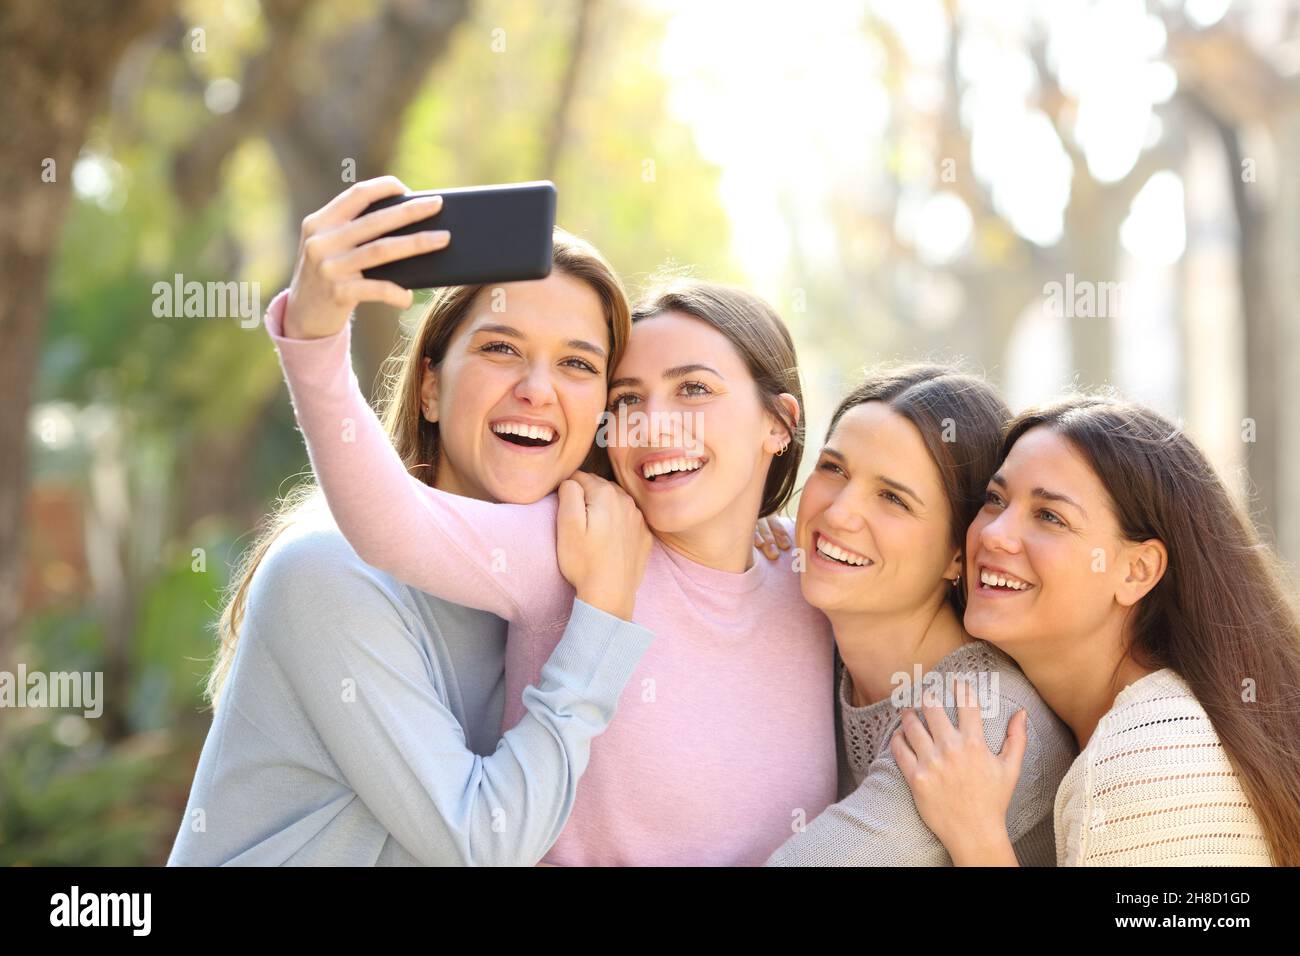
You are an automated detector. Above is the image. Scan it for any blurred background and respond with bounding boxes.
[2,0,1297,864]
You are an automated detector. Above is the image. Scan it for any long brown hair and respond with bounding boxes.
[1004,395,1300,865]
[827,364,1010,615]
[631,280,803,517]
[207,228,630,708]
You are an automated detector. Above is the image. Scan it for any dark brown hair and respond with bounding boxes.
[826,364,1010,614]
[1003,395,1300,865]
[632,280,803,517]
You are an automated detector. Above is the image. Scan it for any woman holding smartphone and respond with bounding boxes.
[266,227,838,864]
[172,177,657,866]
[892,396,1300,865]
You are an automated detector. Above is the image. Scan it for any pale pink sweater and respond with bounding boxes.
[264,290,836,865]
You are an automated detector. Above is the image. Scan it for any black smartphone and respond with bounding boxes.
[358,180,556,289]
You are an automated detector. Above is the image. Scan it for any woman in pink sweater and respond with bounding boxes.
[269,181,836,865]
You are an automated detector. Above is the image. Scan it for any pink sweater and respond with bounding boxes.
[264,289,836,865]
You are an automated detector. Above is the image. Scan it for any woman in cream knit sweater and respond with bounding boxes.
[892,397,1300,866]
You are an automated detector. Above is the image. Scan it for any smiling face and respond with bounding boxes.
[796,401,961,616]
[605,310,792,534]
[964,426,1138,650]
[422,270,610,504]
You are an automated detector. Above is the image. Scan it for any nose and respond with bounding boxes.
[822,487,866,536]
[978,507,1022,555]
[513,361,558,407]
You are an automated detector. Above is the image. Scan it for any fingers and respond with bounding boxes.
[326,279,414,311]
[755,525,779,560]
[954,677,985,738]
[321,194,445,258]
[303,176,410,237]
[897,708,937,763]
[556,478,587,534]
[322,229,450,278]
[890,728,918,780]
[919,696,961,749]
[999,709,1029,773]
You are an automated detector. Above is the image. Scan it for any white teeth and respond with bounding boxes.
[815,536,869,567]
[980,569,1031,591]
[641,457,704,480]
[492,422,555,442]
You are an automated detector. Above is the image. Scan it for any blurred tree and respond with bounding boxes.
[0,0,174,668]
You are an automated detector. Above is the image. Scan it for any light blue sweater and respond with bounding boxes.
[168,513,654,866]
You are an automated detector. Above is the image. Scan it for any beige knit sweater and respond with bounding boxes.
[1055,667,1273,866]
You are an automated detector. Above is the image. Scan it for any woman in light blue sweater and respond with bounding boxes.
[171,178,654,866]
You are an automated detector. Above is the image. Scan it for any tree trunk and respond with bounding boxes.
[0,0,174,667]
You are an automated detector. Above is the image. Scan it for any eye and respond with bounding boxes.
[681,381,711,397]
[609,392,640,409]
[562,356,599,374]
[983,489,1005,508]
[818,460,846,477]
[881,490,910,512]
[479,341,519,357]
[1037,508,1066,527]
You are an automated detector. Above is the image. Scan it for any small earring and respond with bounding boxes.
[950,575,960,587]
[776,441,788,457]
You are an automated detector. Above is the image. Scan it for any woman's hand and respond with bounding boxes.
[556,470,652,621]
[890,682,1027,866]
[283,176,451,340]
[754,516,793,561]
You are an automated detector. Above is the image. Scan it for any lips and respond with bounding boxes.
[810,531,875,569]
[635,451,708,491]
[974,563,1036,595]
[489,418,559,452]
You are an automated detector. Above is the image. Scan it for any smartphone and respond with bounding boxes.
[359,180,556,289]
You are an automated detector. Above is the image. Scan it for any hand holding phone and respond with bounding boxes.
[281,177,556,341]
[283,176,446,339]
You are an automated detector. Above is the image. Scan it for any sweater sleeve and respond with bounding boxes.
[251,526,654,866]
[263,288,565,626]
[766,681,1071,867]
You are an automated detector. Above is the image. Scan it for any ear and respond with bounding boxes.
[765,392,801,455]
[420,357,439,424]
[943,548,963,586]
[1115,538,1167,607]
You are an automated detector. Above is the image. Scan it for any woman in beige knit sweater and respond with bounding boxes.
[892,396,1300,866]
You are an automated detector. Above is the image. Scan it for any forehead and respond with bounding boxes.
[464,271,607,341]
[1001,426,1110,503]
[615,310,748,376]
[829,401,941,484]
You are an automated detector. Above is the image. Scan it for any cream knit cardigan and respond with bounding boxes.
[1055,668,1273,865]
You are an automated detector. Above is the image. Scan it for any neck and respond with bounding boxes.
[1001,617,1157,750]
[831,595,970,706]
[653,483,767,574]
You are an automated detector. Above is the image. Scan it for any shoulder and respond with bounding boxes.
[247,511,416,645]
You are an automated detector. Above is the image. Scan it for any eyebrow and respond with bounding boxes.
[609,363,723,390]
[990,473,1088,518]
[471,323,607,361]
[821,448,925,507]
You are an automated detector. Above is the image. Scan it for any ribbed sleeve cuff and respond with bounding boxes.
[263,287,357,391]
[543,599,654,704]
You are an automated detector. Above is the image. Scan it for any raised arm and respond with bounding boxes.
[262,176,566,624]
